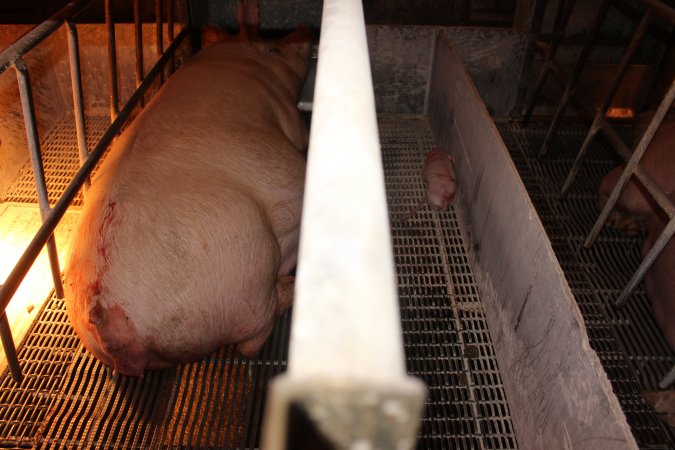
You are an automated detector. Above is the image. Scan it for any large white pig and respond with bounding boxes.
[64,2,311,377]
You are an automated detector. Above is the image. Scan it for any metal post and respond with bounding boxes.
[0,310,22,383]
[14,59,65,300]
[262,1,425,448]
[66,21,91,194]
[522,0,577,125]
[156,0,164,85]
[133,0,144,107]
[538,0,612,157]
[560,10,653,197]
[584,78,675,249]
[105,0,119,121]
[168,0,175,74]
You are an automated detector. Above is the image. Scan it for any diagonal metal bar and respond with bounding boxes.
[560,10,653,197]
[538,0,613,158]
[15,59,65,301]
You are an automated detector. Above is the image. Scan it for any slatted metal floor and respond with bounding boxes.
[0,115,518,449]
[498,121,675,449]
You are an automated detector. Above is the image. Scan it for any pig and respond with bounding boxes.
[422,148,456,210]
[598,112,675,234]
[64,0,311,377]
[598,111,675,352]
[390,148,456,224]
[598,111,675,417]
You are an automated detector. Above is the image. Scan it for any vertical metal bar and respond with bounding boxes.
[66,21,90,194]
[14,59,64,300]
[168,0,175,74]
[614,217,675,307]
[522,0,577,125]
[105,0,119,121]
[585,78,675,249]
[156,0,164,85]
[538,0,613,157]
[560,10,653,197]
[0,311,22,383]
[133,0,144,107]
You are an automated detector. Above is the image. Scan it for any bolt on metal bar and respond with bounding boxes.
[0,311,22,383]
[156,0,164,85]
[0,27,190,384]
[522,0,577,125]
[15,59,65,301]
[106,0,120,121]
[134,0,144,107]
[66,22,91,195]
[560,10,653,197]
[538,0,612,158]
[585,78,675,249]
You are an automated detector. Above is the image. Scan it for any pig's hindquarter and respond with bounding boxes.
[65,44,305,375]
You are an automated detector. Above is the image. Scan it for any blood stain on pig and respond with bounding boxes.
[97,200,118,262]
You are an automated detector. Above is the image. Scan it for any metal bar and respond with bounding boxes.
[134,0,144,107]
[156,0,164,85]
[522,0,578,125]
[168,0,175,74]
[66,21,91,194]
[262,1,425,448]
[0,311,22,383]
[585,78,675,248]
[560,10,653,197]
[15,59,65,300]
[0,28,190,327]
[637,0,675,24]
[615,217,675,307]
[0,0,93,76]
[660,364,675,389]
[538,0,612,157]
[106,0,120,121]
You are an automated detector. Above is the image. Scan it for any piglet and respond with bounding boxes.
[390,148,456,224]
[422,148,457,210]
[64,0,311,377]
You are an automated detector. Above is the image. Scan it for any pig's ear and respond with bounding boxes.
[202,25,229,48]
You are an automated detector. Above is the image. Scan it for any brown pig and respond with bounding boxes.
[64,2,311,376]
[598,111,675,352]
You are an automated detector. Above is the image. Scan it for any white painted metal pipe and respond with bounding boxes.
[262,0,425,448]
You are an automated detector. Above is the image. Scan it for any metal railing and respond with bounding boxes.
[0,0,190,383]
[523,0,675,388]
[262,1,426,448]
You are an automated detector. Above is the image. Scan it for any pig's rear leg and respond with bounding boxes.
[237,275,294,357]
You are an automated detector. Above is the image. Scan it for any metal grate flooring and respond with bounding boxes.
[498,121,675,449]
[381,116,517,450]
[1,116,110,208]
[0,114,518,449]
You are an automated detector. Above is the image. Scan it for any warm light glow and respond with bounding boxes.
[0,203,79,372]
[606,107,635,120]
